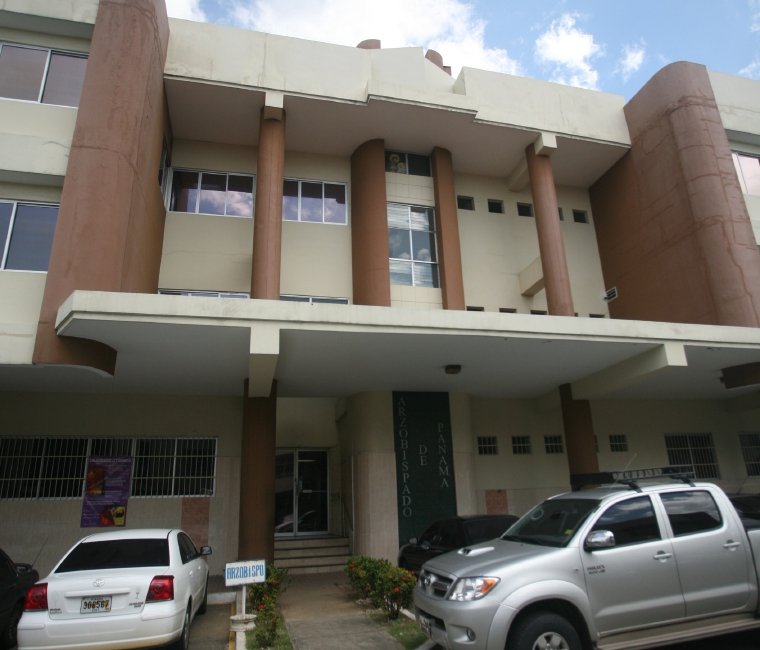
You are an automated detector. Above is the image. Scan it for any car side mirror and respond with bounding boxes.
[585,530,616,550]
[200,545,212,556]
[408,537,418,545]
[420,541,431,551]
[16,562,33,575]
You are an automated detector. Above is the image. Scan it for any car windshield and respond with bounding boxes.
[463,517,512,543]
[56,539,169,572]
[501,498,600,547]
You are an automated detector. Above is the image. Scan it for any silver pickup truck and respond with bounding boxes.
[413,475,760,650]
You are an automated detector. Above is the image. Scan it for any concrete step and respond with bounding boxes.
[273,536,352,576]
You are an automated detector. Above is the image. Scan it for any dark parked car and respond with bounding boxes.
[0,549,38,649]
[398,514,518,573]
[730,493,760,528]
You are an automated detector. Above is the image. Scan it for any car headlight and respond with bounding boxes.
[448,576,500,601]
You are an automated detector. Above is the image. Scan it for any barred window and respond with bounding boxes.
[544,435,564,454]
[609,434,628,453]
[477,436,498,455]
[664,433,719,479]
[512,436,532,455]
[0,437,216,499]
[739,432,760,477]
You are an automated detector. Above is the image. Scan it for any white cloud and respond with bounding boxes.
[165,0,208,22]
[739,57,760,78]
[224,0,519,77]
[534,13,602,90]
[617,42,646,82]
[750,0,760,31]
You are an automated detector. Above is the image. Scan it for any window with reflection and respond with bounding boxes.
[0,43,86,107]
[283,179,347,224]
[733,152,760,195]
[0,201,58,272]
[385,151,431,176]
[387,203,439,288]
[170,170,254,217]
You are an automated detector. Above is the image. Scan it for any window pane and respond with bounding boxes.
[283,180,299,221]
[386,151,406,173]
[387,204,409,229]
[226,174,253,217]
[389,259,413,285]
[170,171,199,212]
[407,154,431,177]
[0,202,12,266]
[388,227,411,259]
[5,204,58,271]
[739,155,760,195]
[41,53,86,107]
[323,183,346,224]
[0,45,46,101]
[300,182,323,222]
[198,173,227,215]
[413,262,439,288]
[409,206,434,231]
[412,230,436,262]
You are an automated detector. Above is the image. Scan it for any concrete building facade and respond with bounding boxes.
[1,0,760,576]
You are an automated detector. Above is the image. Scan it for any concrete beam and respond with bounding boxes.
[519,255,544,297]
[248,324,280,397]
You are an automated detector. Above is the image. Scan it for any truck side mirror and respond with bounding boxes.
[585,530,616,550]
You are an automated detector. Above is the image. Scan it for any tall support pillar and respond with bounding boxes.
[431,147,465,310]
[351,140,391,306]
[525,143,575,316]
[560,384,599,488]
[239,382,277,562]
[251,107,286,300]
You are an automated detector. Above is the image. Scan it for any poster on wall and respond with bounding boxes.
[80,457,132,528]
[393,392,457,546]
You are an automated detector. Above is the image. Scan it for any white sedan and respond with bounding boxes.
[17,529,211,650]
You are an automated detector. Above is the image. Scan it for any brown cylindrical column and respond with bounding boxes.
[239,382,277,562]
[351,139,391,306]
[590,62,760,326]
[251,111,286,300]
[431,147,465,310]
[526,145,575,316]
[559,384,599,485]
[33,0,170,373]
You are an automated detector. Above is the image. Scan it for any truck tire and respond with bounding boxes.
[509,611,582,650]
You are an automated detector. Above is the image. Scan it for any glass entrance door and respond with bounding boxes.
[274,449,328,536]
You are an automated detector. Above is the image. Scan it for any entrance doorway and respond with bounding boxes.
[274,449,328,536]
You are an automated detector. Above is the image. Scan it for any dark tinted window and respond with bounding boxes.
[177,533,198,564]
[418,523,441,546]
[464,517,514,543]
[505,498,599,547]
[0,551,15,581]
[437,521,465,548]
[592,496,660,546]
[660,490,722,536]
[56,539,169,572]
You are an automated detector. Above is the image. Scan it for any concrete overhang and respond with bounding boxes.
[3,291,760,406]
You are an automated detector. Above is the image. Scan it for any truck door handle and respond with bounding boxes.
[653,551,672,561]
[724,540,741,550]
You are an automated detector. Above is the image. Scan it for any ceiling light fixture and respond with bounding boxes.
[445,364,462,375]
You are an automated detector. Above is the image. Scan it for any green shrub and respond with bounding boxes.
[246,563,289,648]
[345,556,416,620]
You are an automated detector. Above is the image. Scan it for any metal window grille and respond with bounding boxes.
[477,436,498,456]
[739,432,760,477]
[664,433,719,479]
[511,436,532,455]
[544,435,564,454]
[609,434,628,453]
[0,436,216,499]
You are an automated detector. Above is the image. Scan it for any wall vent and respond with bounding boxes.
[603,287,619,302]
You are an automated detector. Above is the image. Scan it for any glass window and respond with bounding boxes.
[170,170,253,217]
[740,432,760,477]
[609,434,628,452]
[387,203,439,288]
[512,436,532,455]
[734,153,760,195]
[665,433,719,479]
[592,496,660,546]
[660,490,722,536]
[517,202,533,217]
[477,436,498,455]
[457,196,474,210]
[0,202,58,272]
[281,179,347,224]
[572,209,589,224]
[41,52,87,107]
[488,199,504,214]
[0,43,86,107]
[385,151,431,177]
[544,435,564,454]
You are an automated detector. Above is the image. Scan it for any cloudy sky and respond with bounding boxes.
[165,0,760,99]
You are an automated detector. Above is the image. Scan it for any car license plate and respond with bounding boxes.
[81,596,111,613]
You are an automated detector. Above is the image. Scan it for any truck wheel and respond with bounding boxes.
[509,612,582,650]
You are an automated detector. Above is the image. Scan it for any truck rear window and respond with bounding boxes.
[56,539,169,572]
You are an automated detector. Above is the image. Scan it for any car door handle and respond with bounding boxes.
[653,551,672,561]
[724,540,741,550]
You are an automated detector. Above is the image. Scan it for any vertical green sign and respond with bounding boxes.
[393,391,457,545]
